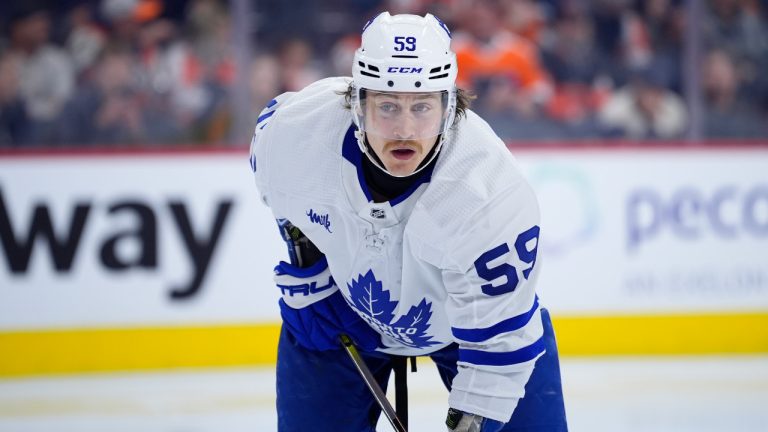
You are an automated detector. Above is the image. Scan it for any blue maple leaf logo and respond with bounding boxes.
[392,299,436,348]
[347,270,440,349]
[348,270,397,323]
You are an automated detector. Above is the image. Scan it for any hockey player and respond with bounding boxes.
[249,12,567,432]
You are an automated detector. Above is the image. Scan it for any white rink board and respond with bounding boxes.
[515,148,768,314]
[0,152,284,330]
[1,148,766,331]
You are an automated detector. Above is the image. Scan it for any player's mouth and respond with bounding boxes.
[390,148,416,160]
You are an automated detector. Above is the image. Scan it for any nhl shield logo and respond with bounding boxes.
[370,208,386,219]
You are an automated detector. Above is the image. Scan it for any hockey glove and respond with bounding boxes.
[446,408,505,432]
[275,257,380,352]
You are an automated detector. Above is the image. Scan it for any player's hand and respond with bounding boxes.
[274,257,338,309]
[275,258,379,351]
[273,221,380,352]
[445,408,505,432]
[279,289,380,351]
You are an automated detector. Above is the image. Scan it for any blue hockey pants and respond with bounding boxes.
[276,308,568,431]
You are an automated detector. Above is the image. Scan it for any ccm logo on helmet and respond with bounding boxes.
[387,67,423,73]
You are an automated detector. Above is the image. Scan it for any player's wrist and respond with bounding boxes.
[445,408,505,432]
[274,256,329,278]
[446,408,482,431]
[276,218,323,268]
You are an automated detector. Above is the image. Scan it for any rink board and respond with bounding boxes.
[1,146,767,376]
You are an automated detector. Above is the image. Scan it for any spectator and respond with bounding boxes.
[2,0,767,145]
[541,8,601,85]
[65,2,106,78]
[702,0,768,110]
[100,0,162,50]
[0,53,29,145]
[179,0,235,143]
[59,48,153,144]
[7,2,75,144]
[587,0,668,86]
[276,38,324,92]
[277,39,322,91]
[503,0,547,43]
[104,0,235,144]
[598,65,687,139]
[540,7,610,137]
[451,0,552,117]
[700,48,767,138]
[703,0,768,64]
[637,0,685,93]
[329,34,360,77]
[249,53,280,115]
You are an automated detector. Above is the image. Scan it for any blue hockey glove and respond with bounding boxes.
[275,257,380,352]
[446,408,505,432]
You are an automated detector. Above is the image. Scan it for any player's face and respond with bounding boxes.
[363,91,444,176]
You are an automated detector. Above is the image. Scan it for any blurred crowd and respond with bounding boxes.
[0,0,766,147]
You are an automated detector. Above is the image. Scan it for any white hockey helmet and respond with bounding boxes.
[352,12,457,93]
[351,12,458,176]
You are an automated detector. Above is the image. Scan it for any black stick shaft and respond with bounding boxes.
[339,334,407,432]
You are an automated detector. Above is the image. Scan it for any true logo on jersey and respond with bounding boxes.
[370,208,386,219]
[306,209,332,233]
[347,270,439,349]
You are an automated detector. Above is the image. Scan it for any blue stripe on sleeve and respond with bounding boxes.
[458,336,546,366]
[266,98,278,108]
[451,296,539,343]
[257,109,276,124]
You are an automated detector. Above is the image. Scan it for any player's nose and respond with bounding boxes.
[393,113,417,140]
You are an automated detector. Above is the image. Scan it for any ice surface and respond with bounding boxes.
[0,356,765,432]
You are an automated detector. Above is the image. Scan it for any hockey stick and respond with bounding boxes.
[339,334,407,432]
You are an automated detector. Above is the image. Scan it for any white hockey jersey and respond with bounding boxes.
[250,77,545,422]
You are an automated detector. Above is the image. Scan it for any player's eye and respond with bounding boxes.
[378,103,399,114]
[411,103,432,113]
